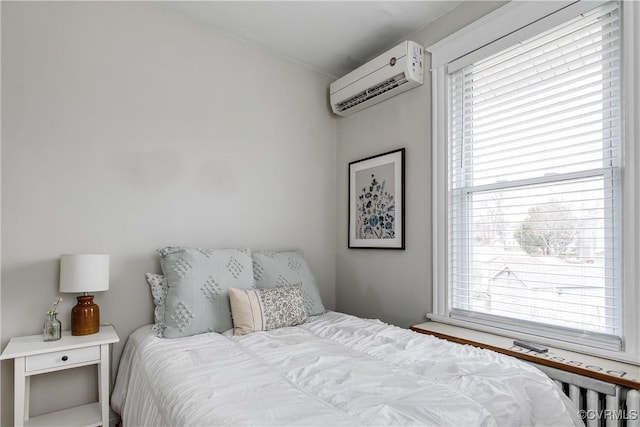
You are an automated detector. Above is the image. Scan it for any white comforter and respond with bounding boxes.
[111,311,582,426]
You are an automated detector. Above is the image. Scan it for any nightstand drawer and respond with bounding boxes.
[25,346,100,372]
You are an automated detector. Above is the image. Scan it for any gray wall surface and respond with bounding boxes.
[335,1,506,327]
[1,2,336,423]
[0,1,511,424]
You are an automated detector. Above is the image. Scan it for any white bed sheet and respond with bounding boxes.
[111,311,582,426]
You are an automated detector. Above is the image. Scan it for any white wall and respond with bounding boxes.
[0,2,3,418]
[335,2,507,328]
[0,2,336,423]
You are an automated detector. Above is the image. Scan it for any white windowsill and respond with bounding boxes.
[425,314,640,367]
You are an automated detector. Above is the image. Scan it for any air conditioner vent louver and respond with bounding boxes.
[329,41,424,117]
[336,73,408,112]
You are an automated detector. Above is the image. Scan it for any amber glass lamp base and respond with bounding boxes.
[71,295,100,336]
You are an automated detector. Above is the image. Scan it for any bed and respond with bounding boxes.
[111,247,582,426]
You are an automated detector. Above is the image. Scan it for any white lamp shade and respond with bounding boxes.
[60,254,110,293]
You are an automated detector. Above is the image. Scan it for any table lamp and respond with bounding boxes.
[59,254,109,336]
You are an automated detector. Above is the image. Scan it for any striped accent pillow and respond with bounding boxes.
[229,284,307,336]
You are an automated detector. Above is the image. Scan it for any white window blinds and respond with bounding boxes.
[448,2,622,349]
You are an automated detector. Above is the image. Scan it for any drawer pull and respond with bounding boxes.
[25,346,99,372]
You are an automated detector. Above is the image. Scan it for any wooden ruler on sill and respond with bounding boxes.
[411,321,640,390]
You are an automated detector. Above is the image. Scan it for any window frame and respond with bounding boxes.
[428,0,639,363]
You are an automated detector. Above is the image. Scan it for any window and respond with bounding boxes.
[429,0,639,359]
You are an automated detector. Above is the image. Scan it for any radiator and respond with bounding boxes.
[534,363,640,427]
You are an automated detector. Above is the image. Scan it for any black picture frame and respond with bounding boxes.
[348,148,405,249]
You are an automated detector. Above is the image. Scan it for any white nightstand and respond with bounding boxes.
[0,325,119,427]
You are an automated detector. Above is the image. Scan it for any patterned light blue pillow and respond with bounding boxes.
[145,273,168,337]
[251,249,325,315]
[159,247,254,338]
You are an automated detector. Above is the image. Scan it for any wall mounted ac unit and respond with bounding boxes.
[330,40,424,117]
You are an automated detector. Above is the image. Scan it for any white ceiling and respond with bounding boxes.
[161,1,463,79]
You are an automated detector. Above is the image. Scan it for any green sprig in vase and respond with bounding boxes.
[44,297,63,342]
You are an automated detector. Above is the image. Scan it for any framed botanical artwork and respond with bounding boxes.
[348,148,405,249]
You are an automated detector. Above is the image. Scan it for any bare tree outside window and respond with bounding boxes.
[514,203,577,256]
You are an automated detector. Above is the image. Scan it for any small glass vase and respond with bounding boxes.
[44,312,62,342]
